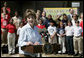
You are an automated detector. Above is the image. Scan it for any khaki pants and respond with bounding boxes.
[1,28,7,44]
[49,36,57,44]
[7,32,15,54]
[73,36,83,54]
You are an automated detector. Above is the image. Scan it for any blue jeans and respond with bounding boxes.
[66,36,74,54]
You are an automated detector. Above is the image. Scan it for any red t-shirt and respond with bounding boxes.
[80,20,83,36]
[1,19,8,29]
[36,24,46,29]
[6,24,16,33]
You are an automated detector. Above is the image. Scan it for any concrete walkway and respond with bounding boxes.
[1,53,82,57]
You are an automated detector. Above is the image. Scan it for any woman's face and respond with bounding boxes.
[27,17,35,27]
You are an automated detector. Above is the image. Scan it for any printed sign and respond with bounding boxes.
[44,8,78,20]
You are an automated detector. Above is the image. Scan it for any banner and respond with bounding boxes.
[44,8,78,20]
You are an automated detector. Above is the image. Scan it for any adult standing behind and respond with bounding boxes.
[6,19,16,55]
[41,11,48,24]
[36,10,41,25]
[18,9,42,57]
[55,13,62,28]
[43,14,56,28]
[68,8,74,20]
[72,14,79,26]
[79,13,83,36]
[62,14,68,27]
[12,11,22,29]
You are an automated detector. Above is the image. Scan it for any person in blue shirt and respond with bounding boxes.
[57,21,66,54]
[18,9,42,57]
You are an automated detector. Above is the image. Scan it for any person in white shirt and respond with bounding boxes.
[12,11,22,29]
[17,22,23,36]
[47,20,57,54]
[73,21,83,57]
[48,20,57,44]
[16,22,23,47]
[65,20,74,55]
[71,14,79,26]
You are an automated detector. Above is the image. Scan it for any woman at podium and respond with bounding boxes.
[18,9,42,57]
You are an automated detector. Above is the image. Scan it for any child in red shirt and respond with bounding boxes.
[6,19,16,55]
[36,19,46,29]
[36,19,47,44]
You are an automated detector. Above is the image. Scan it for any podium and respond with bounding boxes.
[21,43,61,54]
[21,45,43,53]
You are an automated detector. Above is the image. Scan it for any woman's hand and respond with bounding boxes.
[26,42,33,45]
[34,42,40,45]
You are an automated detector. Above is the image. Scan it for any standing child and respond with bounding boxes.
[48,20,57,44]
[57,21,66,54]
[16,22,23,47]
[47,20,57,54]
[6,19,16,55]
[36,19,47,44]
[73,21,83,57]
[36,19,46,29]
[65,20,74,55]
